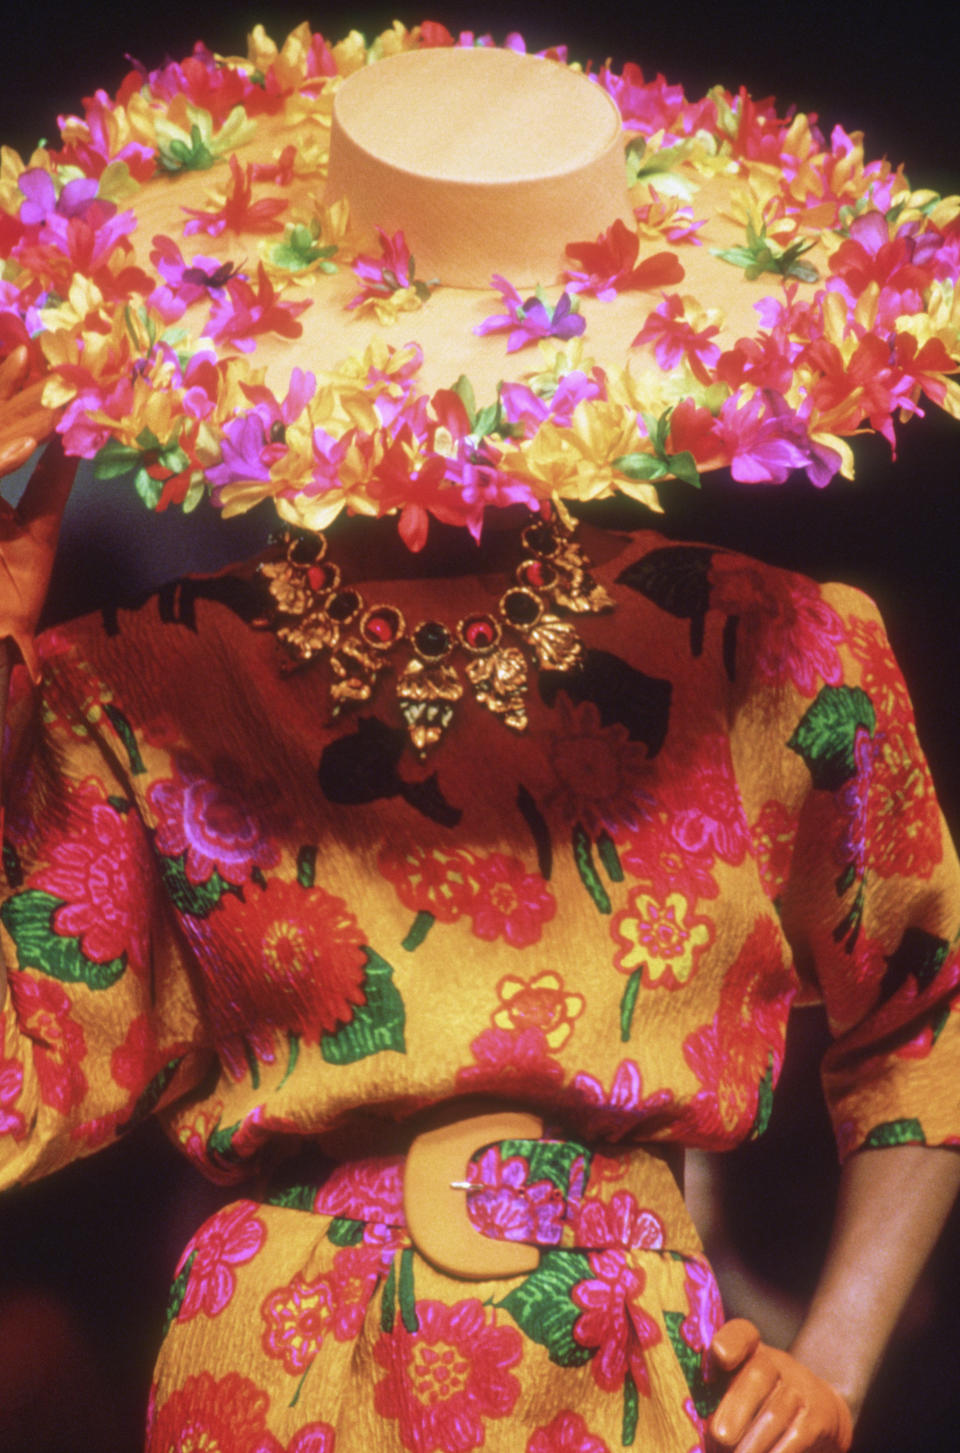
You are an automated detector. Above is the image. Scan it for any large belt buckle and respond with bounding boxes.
[403,1108,543,1280]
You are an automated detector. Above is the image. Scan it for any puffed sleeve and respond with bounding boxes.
[773,581,960,1159]
[1,630,207,1188]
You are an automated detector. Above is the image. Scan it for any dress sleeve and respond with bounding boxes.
[773,582,960,1160]
[0,631,207,1189]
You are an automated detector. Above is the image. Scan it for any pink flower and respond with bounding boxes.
[176,1200,267,1322]
[573,1250,662,1395]
[146,1370,282,1453]
[499,370,605,435]
[148,754,280,887]
[314,1156,405,1223]
[474,276,586,352]
[632,294,720,384]
[182,154,288,237]
[527,1410,611,1453]
[711,392,811,484]
[465,1144,566,1244]
[467,852,556,947]
[573,1189,666,1252]
[261,1272,337,1375]
[34,779,152,971]
[596,62,717,139]
[457,1026,564,1096]
[571,1060,674,1143]
[148,234,243,321]
[540,695,653,835]
[0,1054,26,1141]
[347,228,426,308]
[680,1259,724,1360]
[373,1298,522,1452]
[287,1425,337,1453]
[659,734,750,865]
[203,262,311,352]
[565,219,684,301]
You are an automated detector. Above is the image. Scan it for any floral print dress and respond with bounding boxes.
[2,525,958,1453]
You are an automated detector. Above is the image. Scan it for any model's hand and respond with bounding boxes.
[708,1319,853,1453]
[0,345,56,478]
[0,435,76,682]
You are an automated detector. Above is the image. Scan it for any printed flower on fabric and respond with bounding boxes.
[377,842,475,923]
[185,876,368,1059]
[683,915,795,1144]
[539,696,654,835]
[708,554,845,698]
[750,799,799,902]
[316,1156,405,1223]
[7,974,87,1114]
[492,971,584,1050]
[657,735,750,868]
[613,888,714,990]
[844,615,912,722]
[571,1060,674,1143]
[573,1189,666,1253]
[261,1246,383,1376]
[287,1425,336,1453]
[572,1250,662,1395]
[146,1369,282,1453]
[175,1200,267,1323]
[373,1298,523,1453]
[527,1409,611,1453]
[0,1054,27,1141]
[864,721,942,881]
[466,852,556,948]
[32,777,152,974]
[465,1143,566,1245]
[679,1258,724,1366]
[619,812,720,904]
[457,1026,564,1096]
[148,754,280,887]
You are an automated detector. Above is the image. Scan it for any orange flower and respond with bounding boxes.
[492,972,584,1050]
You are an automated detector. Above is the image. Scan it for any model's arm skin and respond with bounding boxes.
[709,1142,960,1453]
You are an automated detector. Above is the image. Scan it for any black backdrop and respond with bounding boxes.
[1,6,959,1451]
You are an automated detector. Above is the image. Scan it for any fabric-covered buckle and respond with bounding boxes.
[403,1108,543,1279]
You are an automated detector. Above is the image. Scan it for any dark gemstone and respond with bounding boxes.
[291,536,321,565]
[524,522,555,556]
[414,621,451,659]
[269,421,287,444]
[327,589,361,622]
[502,589,541,627]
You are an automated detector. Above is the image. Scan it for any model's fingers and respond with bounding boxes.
[710,1348,781,1446]
[733,1381,803,1453]
[0,345,31,399]
[711,1318,762,1371]
[0,435,40,479]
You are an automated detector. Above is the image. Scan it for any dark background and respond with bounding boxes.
[2,4,959,1450]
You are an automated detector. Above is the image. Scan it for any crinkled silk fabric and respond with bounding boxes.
[2,527,959,1452]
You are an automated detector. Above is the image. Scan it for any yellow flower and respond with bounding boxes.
[492,972,585,1050]
[615,890,713,989]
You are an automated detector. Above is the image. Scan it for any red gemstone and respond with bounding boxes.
[364,609,398,643]
[465,617,495,649]
[307,564,331,592]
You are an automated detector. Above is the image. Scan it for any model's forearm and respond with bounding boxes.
[788,1143,960,1420]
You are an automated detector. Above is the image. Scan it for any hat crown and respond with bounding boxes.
[326,47,633,288]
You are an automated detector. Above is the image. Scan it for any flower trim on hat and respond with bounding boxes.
[2,18,960,547]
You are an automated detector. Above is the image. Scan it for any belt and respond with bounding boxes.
[289,1103,695,1281]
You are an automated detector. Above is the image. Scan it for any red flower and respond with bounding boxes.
[261,1246,383,1376]
[620,811,720,903]
[373,1298,522,1452]
[527,1410,611,1453]
[34,778,152,971]
[204,263,312,352]
[540,696,653,835]
[573,1189,665,1252]
[378,842,475,922]
[716,330,796,394]
[565,219,684,300]
[176,1200,267,1322]
[750,799,799,901]
[709,554,845,698]
[146,1370,282,1453]
[182,154,289,236]
[8,974,87,1113]
[665,397,723,468]
[572,1250,662,1395]
[457,1026,564,1097]
[148,754,280,887]
[658,734,750,866]
[287,1426,336,1453]
[467,853,556,948]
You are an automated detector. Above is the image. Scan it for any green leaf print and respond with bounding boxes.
[402,910,434,952]
[622,1367,639,1446]
[321,947,406,1064]
[499,1250,595,1368]
[0,890,126,989]
[162,1249,196,1339]
[267,1184,317,1213]
[620,969,642,1043]
[863,1118,926,1148]
[327,1216,366,1246]
[120,1055,184,1132]
[787,686,875,792]
[158,852,243,918]
[664,1310,725,1418]
[296,846,317,889]
[573,824,612,914]
[398,1247,419,1333]
[751,1053,775,1139]
[596,832,624,883]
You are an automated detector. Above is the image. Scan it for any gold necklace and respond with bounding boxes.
[256,520,615,755]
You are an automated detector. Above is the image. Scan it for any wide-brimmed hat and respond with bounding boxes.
[2,16,960,549]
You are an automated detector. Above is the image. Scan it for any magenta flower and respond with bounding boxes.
[571,1060,674,1142]
[203,263,311,352]
[500,370,605,434]
[633,294,721,384]
[596,62,717,138]
[18,169,101,226]
[527,1411,611,1453]
[712,391,812,483]
[573,1189,666,1252]
[147,754,280,886]
[475,276,586,352]
[347,227,432,309]
[572,1250,662,1395]
[176,1200,267,1322]
[207,368,315,494]
[0,1056,26,1142]
[148,234,244,321]
[465,1144,566,1244]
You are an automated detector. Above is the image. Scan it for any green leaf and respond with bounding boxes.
[402,910,434,952]
[613,452,669,483]
[327,1216,366,1246]
[623,1367,639,1446]
[398,1247,419,1332]
[321,947,406,1064]
[0,889,126,990]
[788,686,876,791]
[572,824,611,914]
[103,704,147,775]
[596,832,624,883]
[296,845,317,888]
[93,438,143,480]
[267,1183,317,1211]
[452,374,477,424]
[206,1116,245,1167]
[620,968,642,1043]
[162,1249,196,1339]
[664,1309,724,1418]
[667,450,702,489]
[473,400,503,440]
[500,1250,595,1367]
[134,468,165,511]
[158,852,242,918]
[863,1118,926,1148]
[278,1032,300,1089]
[496,1138,591,1197]
[751,1052,775,1139]
[121,1055,183,1132]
